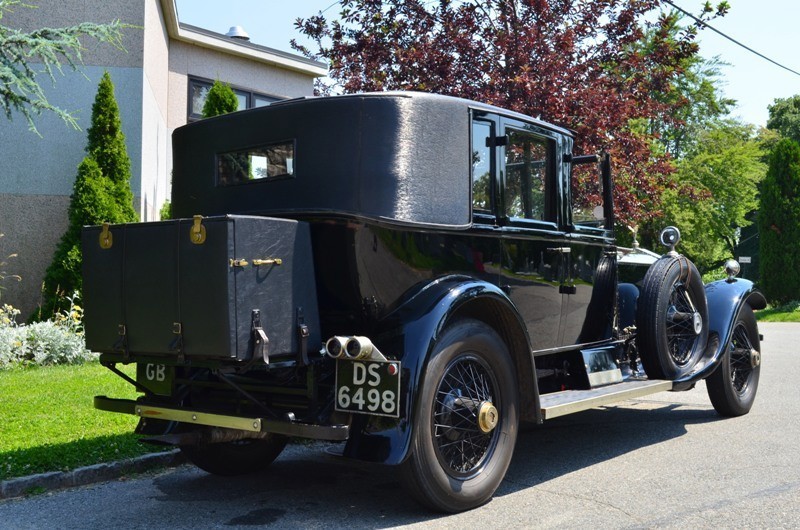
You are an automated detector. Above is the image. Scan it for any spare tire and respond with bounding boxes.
[636,255,708,380]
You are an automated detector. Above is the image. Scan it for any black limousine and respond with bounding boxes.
[84,92,764,512]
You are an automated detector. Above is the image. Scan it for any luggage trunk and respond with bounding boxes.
[81,215,320,361]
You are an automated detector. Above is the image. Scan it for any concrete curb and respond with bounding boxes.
[0,450,186,500]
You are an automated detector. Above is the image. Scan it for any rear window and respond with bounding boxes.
[217,140,295,186]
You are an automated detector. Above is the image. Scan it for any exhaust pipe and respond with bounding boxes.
[325,336,350,359]
[345,336,374,360]
[345,336,387,361]
[326,335,388,361]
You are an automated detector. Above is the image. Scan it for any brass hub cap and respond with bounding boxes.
[477,401,499,433]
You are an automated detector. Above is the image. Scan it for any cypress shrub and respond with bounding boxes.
[86,72,137,221]
[38,72,136,318]
[202,80,239,118]
[758,138,800,304]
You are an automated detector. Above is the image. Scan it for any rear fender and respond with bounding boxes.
[342,275,535,465]
[673,278,765,386]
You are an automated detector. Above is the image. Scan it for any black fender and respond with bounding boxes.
[341,275,537,465]
[672,278,766,387]
[617,282,639,330]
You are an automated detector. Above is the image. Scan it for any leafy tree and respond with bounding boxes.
[767,95,800,144]
[202,79,238,118]
[0,0,125,134]
[645,39,734,159]
[159,201,172,220]
[39,73,136,318]
[659,121,766,272]
[293,0,729,226]
[758,138,800,304]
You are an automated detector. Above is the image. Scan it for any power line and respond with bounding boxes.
[320,1,340,14]
[663,0,800,78]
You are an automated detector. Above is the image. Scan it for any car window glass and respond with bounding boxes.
[504,130,550,221]
[472,121,493,213]
[216,141,295,186]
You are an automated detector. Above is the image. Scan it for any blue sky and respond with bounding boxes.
[176,0,799,127]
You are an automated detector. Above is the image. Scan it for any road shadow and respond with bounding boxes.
[502,400,718,492]
[149,400,721,527]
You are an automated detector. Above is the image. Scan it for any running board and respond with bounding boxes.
[539,380,673,420]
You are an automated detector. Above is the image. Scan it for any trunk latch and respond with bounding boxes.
[251,309,270,363]
[190,215,206,245]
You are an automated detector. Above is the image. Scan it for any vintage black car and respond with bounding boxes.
[84,92,765,512]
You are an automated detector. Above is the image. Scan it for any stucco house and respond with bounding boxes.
[0,0,326,316]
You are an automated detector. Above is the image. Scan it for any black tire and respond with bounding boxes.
[636,255,709,380]
[706,305,761,417]
[180,433,288,476]
[400,319,519,513]
[577,255,617,343]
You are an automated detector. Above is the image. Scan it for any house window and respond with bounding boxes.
[188,77,283,120]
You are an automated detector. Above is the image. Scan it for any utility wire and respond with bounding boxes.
[663,0,800,78]
[320,1,340,14]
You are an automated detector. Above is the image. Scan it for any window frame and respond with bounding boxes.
[470,113,499,224]
[499,118,560,231]
[187,76,284,121]
[215,139,297,187]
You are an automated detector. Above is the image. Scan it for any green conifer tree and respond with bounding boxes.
[86,71,137,221]
[38,72,136,318]
[202,79,238,118]
[758,138,800,304]
[0,0,126,134]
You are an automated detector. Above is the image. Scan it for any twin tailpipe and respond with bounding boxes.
[325,336,387,361]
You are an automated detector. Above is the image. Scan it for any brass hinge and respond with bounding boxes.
[230,258,249,268]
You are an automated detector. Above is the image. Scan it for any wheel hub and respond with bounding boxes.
[477,401,499,433]
[692,312,703,335]
[748,348,761,368]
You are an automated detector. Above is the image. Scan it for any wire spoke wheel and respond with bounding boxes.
[729,323,755,395]
[637,256,708,380]
[706,305,761,417]
[433,356,499,477]
[400,319,518,513]
[665,284,703,366]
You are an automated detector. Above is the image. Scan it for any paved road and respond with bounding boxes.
[2,322,798,529]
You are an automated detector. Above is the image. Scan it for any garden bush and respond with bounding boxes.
[0,296,95,369]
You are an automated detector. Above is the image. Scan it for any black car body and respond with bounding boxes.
[85,92,765,512]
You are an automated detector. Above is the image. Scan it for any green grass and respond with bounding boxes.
[756,300,800,322]
[757,309,800,322]
[0,362,165,481]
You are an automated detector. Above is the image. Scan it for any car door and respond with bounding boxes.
[561,153,617,346]
[494,117,570,351]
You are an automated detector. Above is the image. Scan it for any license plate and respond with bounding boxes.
[335,360,401,418]
[136,363,174,396]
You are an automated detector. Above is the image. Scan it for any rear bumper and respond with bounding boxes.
[94,396,350,441]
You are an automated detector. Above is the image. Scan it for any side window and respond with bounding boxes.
[504,129,552,222]
[472,120,493,213]
[216,141,295,186]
